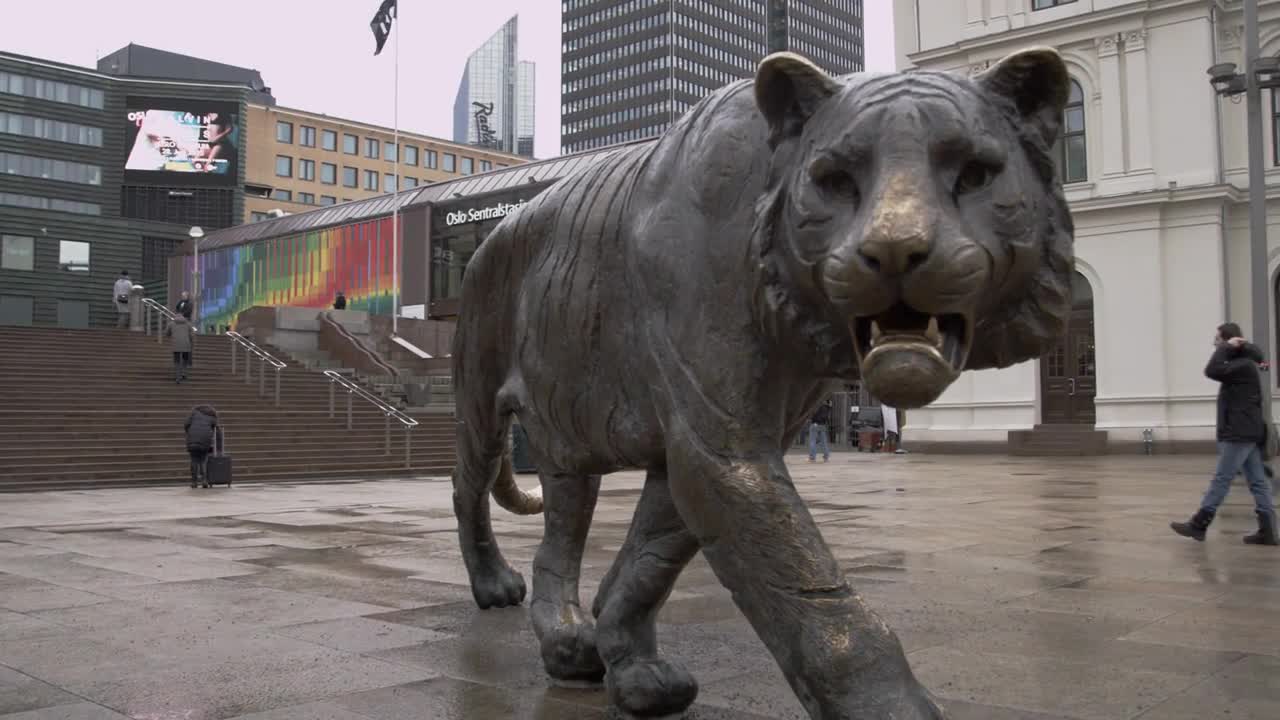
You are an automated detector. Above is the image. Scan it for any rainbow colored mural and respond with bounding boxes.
[174,216,402,331]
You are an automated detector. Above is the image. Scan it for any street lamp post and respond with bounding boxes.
[189,226,205,329]
[1207,0,1280,420]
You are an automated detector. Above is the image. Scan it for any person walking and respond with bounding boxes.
[809,399,832,463]
[113,271,133,329]
[167,315,195,384]
[1171,323,1278,545]
[333,291,347,310]
[184,405,218,488]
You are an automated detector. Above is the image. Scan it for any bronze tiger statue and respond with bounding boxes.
[450,48,1075,719]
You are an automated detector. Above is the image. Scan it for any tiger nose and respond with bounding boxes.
[858,232,932,277]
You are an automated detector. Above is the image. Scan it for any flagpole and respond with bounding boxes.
[391,0,400,335]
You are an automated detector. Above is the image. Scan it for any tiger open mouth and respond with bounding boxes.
[851,304,973,407]
[852,305,972,372]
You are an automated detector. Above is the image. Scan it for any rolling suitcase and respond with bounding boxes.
[205,427,232,487]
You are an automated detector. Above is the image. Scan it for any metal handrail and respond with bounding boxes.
[324,369,419,467]
[226,331,287,405]
[141,298,186,344]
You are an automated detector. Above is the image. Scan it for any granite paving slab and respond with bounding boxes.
[0,456,1277,719]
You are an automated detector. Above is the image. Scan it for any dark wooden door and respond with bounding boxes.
[1041,274,1096,425]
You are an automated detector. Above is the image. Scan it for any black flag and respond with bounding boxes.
[371,0,397,56]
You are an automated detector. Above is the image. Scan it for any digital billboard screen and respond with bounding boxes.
[124,99,239,185]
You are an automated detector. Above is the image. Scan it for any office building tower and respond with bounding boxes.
[453,16,537,158]
[561,0,862,154]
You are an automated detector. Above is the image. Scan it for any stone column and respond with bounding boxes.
[1097,33,1126,178]
[1123,30,1154,174]
[128,284,145,332]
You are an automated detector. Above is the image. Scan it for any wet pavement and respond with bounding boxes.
[0,453,1277,719]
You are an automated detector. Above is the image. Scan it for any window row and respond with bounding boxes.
[0,71,105,109]
[564,33,668,74]
[0,111,103,147]
[674,14,766,64]
[274,120,478,172]
[564,11,668,54]
[0,191,100,215]
[565,55,671,94]
[675,53,751,91]
[564,101,672,134]
[788,6,863,47]
[0,152,102,185]
[562,0,667,32]
[1,234,90,273]
[563,79,670,116]
[565,122,668,153]
[275,156,486,189]
[675,34,761,74]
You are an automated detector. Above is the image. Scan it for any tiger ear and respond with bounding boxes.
[755,52,840,147]
[978,47,1072,148]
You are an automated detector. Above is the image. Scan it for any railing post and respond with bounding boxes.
[329,381,335,418]
[258,356,265,397]
[274,368,281,406]
[245,348,252,383]
[230,341,236,375]
[405,425,411,469]
[346,390,353,430]
[384,414,391,455]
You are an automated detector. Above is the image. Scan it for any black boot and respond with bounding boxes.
[1244,511,1279,546]
[1171,508,1215,541]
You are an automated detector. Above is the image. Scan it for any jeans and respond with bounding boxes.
[808,423,829,460]
[1201,441,1276,518]
[189,448,209,483]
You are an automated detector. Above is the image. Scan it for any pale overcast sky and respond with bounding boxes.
[0,1,895,159]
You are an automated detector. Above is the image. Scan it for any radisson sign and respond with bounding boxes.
[444,200,528,227]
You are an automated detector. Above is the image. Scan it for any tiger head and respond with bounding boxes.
[753,48,1075,408]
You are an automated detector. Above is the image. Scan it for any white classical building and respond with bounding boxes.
[891,0,1280,452]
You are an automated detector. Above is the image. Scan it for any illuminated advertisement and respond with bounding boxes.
[124,98,239,184]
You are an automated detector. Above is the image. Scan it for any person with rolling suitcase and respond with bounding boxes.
[205,425,233,487]
[184,405,218,488]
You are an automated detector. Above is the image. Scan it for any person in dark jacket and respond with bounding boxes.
[808,399,832,463]
[166,315,194,383]
[175,291,194,321]
[1172,323,1278,545]
[184,405,218,488]
[333,291,347,310]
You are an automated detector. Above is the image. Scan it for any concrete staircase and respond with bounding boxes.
[1008,425,1109,456]
[0,326,457,491]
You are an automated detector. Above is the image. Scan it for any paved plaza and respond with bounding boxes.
[0,454,1277,719]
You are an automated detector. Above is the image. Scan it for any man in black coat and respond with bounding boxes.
[1172,323,1277,545]
[184,405,219,489]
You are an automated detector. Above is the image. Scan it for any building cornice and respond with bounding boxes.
[905,0,1204,66]
[1066,181,1280,215]
[0,51,253,93]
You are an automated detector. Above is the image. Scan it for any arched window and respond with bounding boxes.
[1054,79,1088,184]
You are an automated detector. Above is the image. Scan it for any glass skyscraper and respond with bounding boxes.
[560,0,862,155]
[453,16,536,158]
